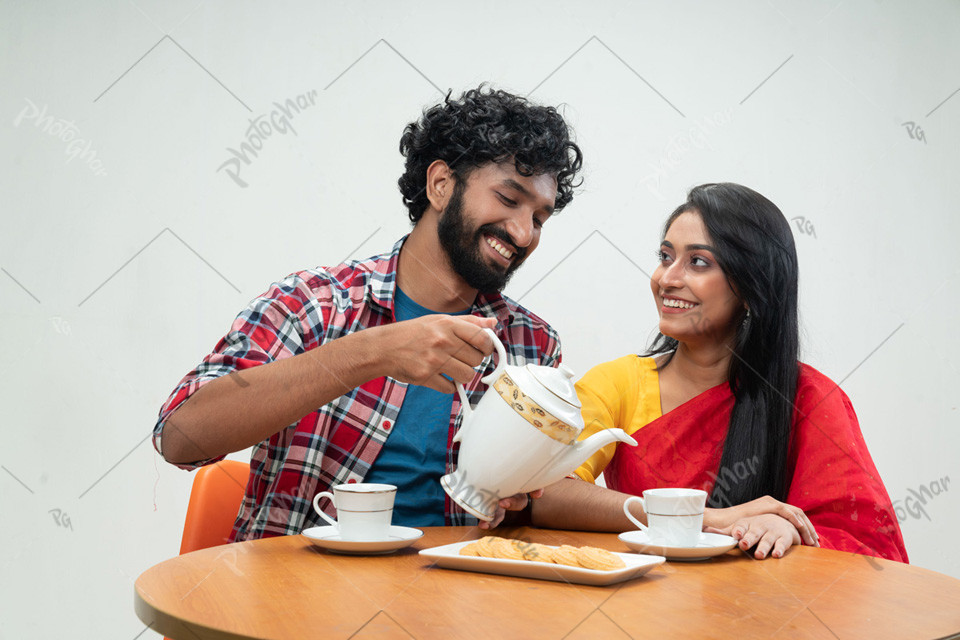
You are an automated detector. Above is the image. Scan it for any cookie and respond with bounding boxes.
[518,541,555,563]
[491,538,526,561]
[459,542,482,557]
[551,544,582,567]
[473,536,501,558]
[576,546,626,571]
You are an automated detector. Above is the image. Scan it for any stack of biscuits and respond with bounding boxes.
[459,536,625,571]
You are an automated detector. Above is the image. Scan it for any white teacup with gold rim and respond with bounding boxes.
[441,328,637,521]
[623,488,708,547]
[312,483,396,541]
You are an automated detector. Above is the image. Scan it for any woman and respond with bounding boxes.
[532,183,907,562]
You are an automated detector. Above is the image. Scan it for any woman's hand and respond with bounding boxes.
[706,513,800,559]
[703,496,819,547]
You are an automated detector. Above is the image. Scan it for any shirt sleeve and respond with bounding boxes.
[571,359,634,484]
[153,275,317,470]
[540,326,562,368]
[785,369,908,562]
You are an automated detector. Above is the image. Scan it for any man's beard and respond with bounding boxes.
[437,182,527,293]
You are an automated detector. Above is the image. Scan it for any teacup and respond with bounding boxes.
[623,488,708,547]
[312,483,396,541]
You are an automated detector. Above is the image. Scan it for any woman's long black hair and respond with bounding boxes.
[645,183,800,507]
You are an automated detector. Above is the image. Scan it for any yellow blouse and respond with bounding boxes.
[572,355,663,483]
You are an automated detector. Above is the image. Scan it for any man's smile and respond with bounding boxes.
[484,234,515,261]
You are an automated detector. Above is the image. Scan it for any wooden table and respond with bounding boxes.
[135,527,960,639]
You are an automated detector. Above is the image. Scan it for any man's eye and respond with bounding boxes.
[496,193,517,206]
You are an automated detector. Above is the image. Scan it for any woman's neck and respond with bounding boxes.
[669,341,733,388]
[656,340,735,413]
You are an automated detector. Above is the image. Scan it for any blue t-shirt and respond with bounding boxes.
[364,287,467,526]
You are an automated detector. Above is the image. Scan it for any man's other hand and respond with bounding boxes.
[479,489,545,529]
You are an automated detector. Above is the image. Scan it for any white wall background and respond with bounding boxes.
[1,1,958,637]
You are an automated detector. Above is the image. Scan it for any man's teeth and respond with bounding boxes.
[663,298,696,309]
[486,237,513,259]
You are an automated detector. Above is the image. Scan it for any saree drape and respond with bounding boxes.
[574,356,907,562]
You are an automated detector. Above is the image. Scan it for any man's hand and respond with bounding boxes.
[377,315,497,393]
[703,495,819,547]
[706,513,801,559]
[479,489,544,529]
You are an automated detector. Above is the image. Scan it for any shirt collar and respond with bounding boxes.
[366,235,515,328]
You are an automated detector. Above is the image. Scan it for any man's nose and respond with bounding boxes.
[505,211,535,248]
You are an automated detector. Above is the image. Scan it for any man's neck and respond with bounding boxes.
[397,215,478,313]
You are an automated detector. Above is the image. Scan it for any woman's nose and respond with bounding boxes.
[658,259,684,288]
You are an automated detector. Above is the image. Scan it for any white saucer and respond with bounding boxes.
[301,525,424,555]
[618,531,738,561]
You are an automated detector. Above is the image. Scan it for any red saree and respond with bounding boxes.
[604,363,908,562]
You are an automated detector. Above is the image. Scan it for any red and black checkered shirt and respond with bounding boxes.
[154,237,561,540]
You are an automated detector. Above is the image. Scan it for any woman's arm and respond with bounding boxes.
[782,366,907,561]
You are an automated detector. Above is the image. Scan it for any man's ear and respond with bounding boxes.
[425,160,454,212]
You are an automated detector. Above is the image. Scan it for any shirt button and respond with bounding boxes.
[383,420,392,430]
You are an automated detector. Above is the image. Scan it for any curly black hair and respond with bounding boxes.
[398,85,584,223]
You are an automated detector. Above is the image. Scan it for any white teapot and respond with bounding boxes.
[441,328,637,521]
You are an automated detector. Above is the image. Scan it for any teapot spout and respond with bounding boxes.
[523,429,637,492]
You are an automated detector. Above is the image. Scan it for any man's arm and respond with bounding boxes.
[531,478,645,531]
[161,314,496,464]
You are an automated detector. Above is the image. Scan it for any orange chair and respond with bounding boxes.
[178,459,249,555]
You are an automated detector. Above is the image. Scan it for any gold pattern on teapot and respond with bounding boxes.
[492,373,578,445]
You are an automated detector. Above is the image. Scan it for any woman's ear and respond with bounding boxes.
[425,160,453,213]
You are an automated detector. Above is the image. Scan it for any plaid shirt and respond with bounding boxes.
[154,237,561,540]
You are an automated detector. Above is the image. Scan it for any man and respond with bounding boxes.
[154,86,583,540]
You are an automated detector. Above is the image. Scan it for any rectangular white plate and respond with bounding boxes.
[419,541,665,586]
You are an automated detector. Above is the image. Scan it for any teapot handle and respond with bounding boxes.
[453,327,507,443]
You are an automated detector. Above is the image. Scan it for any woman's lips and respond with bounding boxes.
[660,297,698,314]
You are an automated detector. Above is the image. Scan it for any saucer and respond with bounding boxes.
[618,530,738,561]
[301,525,424,555]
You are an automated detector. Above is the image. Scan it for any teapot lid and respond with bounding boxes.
[522,363,583,430]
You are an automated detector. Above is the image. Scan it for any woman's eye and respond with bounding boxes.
[656,250,672,263]
[691,256,710,267]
